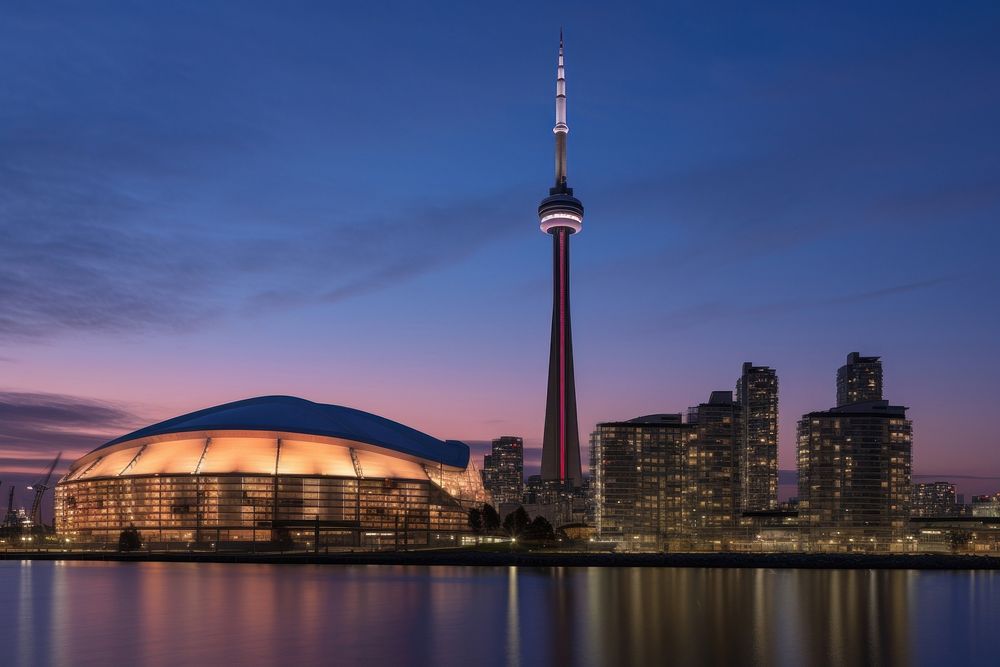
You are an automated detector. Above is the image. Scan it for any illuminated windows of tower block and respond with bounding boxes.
[797,354,912,547]
[481,436,524,506]
[836,352,883,406]
[737,362,778,511]
[911,482,957,517]
[684,392,743,534]
[972,494,1000,517]
[591,415,691,549]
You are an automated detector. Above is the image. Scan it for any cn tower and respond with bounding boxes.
[539,32,584,488]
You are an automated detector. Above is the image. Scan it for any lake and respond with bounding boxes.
[2,561,997,666]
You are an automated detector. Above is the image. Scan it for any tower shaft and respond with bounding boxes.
[541,227,582,485]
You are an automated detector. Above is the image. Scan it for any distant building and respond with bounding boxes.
[591,415,691,549]
[778,498,799,512]
[737,362,778,511]
[798,355,912,549]
[523,475,545,505]
[481,436,524,507]
[592,396,746,550]
[521,474,586,527]
[972,493,1000,518]
[836,352,883,406]
[481,454,492,489]
[911,482,957,517]
[685,391,743,537]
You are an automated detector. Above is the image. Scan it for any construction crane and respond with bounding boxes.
[27,452,62,529]
[2,485,17,531]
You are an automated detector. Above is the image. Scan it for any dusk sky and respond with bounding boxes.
[2,1,999,512]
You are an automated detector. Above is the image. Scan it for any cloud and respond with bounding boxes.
[748,277,953,317]
[0,390,143,522]
[244,196,524,311]
[0,7,525,344]
[649,277,951,333]
[570,134,1000,299]
[0,124,522,342]
[0,391,144,472]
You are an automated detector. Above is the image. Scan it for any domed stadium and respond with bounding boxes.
[55,396,487,549]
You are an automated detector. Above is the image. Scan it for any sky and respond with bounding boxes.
[2,1,999,516]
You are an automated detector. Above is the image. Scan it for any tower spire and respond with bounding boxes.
[554,31,568,188]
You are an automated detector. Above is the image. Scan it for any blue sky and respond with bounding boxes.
[1,1,999,508]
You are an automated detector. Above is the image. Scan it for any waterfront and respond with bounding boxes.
[2,562,997,666]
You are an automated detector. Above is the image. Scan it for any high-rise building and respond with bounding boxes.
[685,392,743,535]
[480,453,492,490]
[539,33,585,488]
[911,481,957,517]
[836,352,883,406]
[481,436,524,506]
[591,415,691,549]
[798,356,912,548]
[523,475,544,504]
[737,362,778,511]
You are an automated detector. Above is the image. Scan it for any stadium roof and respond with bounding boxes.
[93,395,469,469]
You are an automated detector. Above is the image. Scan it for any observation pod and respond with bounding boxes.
[538,193,584,234]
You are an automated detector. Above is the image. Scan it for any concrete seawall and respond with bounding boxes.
[3,550,999,569]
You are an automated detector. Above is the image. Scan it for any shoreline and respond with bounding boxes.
[2,550,998,570]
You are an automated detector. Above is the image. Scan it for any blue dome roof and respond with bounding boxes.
[96,395,469,469]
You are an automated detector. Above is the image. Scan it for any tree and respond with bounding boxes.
[502,507,530,539]
[273,526,294,551]
[950,529,972,553]
[118,524,142,552]
[525,516,555,542]
[468,507,483,534]
[481,504,501,533]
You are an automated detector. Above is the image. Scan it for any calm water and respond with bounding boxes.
[1,561,997,667]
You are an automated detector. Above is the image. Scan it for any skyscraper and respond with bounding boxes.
[798,355,912,548]
[836,352,883,406]
[592,415,691,550]
[539,33,584,488]
[737,362,779,511]
[685,391,743,534]
[481,436,524,506]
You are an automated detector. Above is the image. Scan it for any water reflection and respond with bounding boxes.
[2,562,997,667]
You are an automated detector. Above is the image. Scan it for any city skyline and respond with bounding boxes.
[2,5,999,666]
[2,2,999,507]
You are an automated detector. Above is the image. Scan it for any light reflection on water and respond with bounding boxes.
[2,561,997,666]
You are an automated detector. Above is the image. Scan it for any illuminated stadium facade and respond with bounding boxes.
[55,396,487,549]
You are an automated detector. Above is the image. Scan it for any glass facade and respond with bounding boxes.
[737,363,779,511]
[481,436,524,506]
[593,413,735,550]
[797,405,912,549]
[592,397,745,551]
[55,432,481,549]
[911,482,957,517]
[836,352,883,407]
[685,392,743,535]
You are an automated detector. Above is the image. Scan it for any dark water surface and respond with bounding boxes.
[2,561,997,666]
